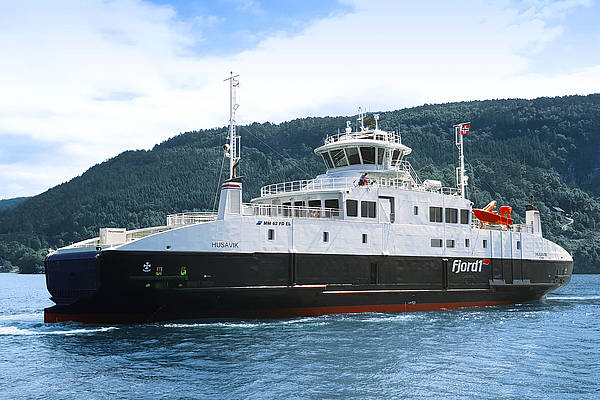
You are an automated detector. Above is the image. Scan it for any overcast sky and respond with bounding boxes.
[1,0,599,199]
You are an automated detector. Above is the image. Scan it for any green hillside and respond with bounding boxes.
[0,197,29,212]
[1,94,599,273]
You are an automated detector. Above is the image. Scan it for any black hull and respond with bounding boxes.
[44,250,572,323]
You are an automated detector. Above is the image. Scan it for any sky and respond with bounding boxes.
[1,0,599,199]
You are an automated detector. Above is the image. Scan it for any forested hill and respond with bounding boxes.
[1,94,599,274]
[0,197,29,212]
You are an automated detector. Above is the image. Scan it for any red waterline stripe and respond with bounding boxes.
[44,301,512,324]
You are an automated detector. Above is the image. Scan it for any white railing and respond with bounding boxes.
[243,203,341,219]
[324,130,402,145]
[167,212,218,226]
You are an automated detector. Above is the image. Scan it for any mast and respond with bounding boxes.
[224,72,240,179]
[454,122,470,198]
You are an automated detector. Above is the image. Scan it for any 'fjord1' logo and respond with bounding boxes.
[452,259,490,273]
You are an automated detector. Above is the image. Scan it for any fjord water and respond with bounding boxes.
[1,274,599,399]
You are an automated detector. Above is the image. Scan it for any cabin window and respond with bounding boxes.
[431,239,443,247]
[308,200,321,208]
[460,209,470,224]
[517,241,521,250]
[376,148,385,165]
[483,239,488,248]
[323,232,329,242]
[361,201,376,218]
[321,154,334,169]
[360,147,375,164]
[346,147,361,165]
[465,238,470,248]
[391,150,401,167]
[330,149,348,168]
[346,199,358,217]
[282,202,291,217]
[268,229,275,241]
[362,233,368,244]
[293,201,305,217]
[414,206,419,215]
[429,206,443,222]
[325,199,340,217]
[446,239,455,248]
[445,208,458,223]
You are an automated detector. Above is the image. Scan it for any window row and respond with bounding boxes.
[346,200,376,218]
[430,238,521,249]
[429,207,470,224]
[321,146,401,169]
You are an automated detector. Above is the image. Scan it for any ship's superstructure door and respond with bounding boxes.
[378,196,395,223]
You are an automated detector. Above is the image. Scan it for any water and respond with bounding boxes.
[1,274,599,399]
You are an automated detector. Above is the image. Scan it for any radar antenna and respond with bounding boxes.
[224,72,240,179]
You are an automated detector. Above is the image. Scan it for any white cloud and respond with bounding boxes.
[0,0,598,198]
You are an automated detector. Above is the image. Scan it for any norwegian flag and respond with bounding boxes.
[460,123,470,135]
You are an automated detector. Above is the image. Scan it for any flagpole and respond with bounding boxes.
[454,122,469,198]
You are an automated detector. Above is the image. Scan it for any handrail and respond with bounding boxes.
[324,130,401,145]
[243,203,341,219]
[167,212,218,226]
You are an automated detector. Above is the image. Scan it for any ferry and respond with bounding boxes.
[44,74,573,323]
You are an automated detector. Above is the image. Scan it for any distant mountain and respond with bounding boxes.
[0,94,599,273]
[0,197,29,212]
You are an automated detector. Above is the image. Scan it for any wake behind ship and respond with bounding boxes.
[44,75,573,323]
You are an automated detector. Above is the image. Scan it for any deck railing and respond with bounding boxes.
[167,212,218,226]
[243,203,341,219]
[324,130,402,145]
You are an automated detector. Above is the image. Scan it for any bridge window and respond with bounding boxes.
[346,199,358,217]
[460,209,470,224]
[282,202,291,217]
[377,148,385,165]
[330,149,348,168]
[431,239,443,247]
[429,206,442,222]
[321,153,334,169]
[360,147,375,164]
[391,149,401,167]
[346,147,361,165]
[361,201,376,218]
[445,208,458,223]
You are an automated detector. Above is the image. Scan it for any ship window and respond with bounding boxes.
[282,202,291,217]
[324,199,340,217]
[429,207,442,223]
[361,201,376,218]
[431,239,443,247]
[465,238,470,248]
[330,149,348,168]
[445,208,458,223]
[391,150,401,167]
[308,200,321,208]
[460,209,470,224]
[346,147,361,165]
[360,147,375,164]
[346,199,358,217]
[483,239,488,248]
[362,233,368,244]
[414,206,419,215]
[517,241,521,250]
[446,239,455,248]
[323,232,329,242]
[268,229,275,240]
[376,148,385,165]
[321,153,334,169]
[293,201,305,217]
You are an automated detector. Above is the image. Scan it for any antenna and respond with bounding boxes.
[453,122,470,198]
[357,106,364,131]
[374,113,379,131]
[224,72,240,179]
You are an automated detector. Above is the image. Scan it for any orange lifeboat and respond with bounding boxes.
[472,200,514,226]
